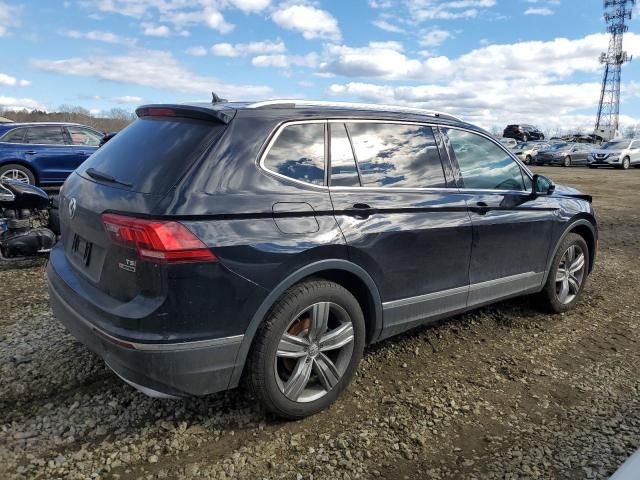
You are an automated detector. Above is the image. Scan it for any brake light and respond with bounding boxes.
[139,108,177,117]
[101,213,216,263]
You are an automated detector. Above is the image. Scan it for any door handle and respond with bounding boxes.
[470,202,490,215]
[349,203,375,219]
[24,150,37,155]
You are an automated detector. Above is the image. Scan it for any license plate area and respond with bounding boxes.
[72,233,93,266]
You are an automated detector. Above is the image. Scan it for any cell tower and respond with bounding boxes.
[594,0,635,140]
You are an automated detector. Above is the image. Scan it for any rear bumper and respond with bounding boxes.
[47,259,244,397]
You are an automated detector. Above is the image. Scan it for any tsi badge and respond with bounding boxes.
[68,198,77,219]
[118,258,137,273]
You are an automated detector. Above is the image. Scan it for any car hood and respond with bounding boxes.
[590,149,622,155]
[553,184,592,203]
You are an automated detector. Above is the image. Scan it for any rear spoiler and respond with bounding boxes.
[136,104,236,124]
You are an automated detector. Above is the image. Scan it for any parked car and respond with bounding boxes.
[535,142,592,167]
[503,124,545,142]
[512,141,550,165]
[499,137,518,149]
[47,100,597,419]
[0,122,104,186]
[588,139,640,169]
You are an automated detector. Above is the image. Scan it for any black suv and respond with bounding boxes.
[503,124,545,142]
[48,100,597,419]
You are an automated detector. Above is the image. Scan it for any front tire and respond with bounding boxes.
[247,279,365,419]
[525,155,532,165]
[0,163,35,184]
[563,156,572,167]
[620,156,630,170]
[537,233,589,313]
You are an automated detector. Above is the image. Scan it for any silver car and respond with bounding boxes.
[512,141,550,165]
[588,139,640,170]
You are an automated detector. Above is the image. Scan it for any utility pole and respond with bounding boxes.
[594,0,635,141]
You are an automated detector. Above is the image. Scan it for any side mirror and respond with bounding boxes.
[532,174,555,196]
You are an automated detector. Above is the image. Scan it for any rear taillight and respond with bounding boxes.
[101,213,216,263]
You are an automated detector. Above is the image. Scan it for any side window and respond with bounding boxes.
[347,122,446,188]
[443,128,525,191]
[67,127,102,146]
[1,128,26,143]
[329,123,360,187]
[264,123,325,186]
[26,126,66,145]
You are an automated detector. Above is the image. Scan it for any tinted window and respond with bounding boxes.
[444,128,525,191]
[347,123,446,188]
[1,128,26,143]
[27,126,66,145]
[67,126,102,146]
[265,123,325,186]
[78,117,223,194]
[330,123,359,187]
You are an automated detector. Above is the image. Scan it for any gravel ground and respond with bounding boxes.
[1,166,639,479]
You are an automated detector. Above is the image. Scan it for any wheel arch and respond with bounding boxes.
[227,259,383,389]
[543,218,597,285]
[0,160,39,183]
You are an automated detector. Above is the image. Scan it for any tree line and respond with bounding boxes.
[0,105,136,133]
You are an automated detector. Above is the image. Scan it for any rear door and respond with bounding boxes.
[441,127,557,308]
[65,126,102,167]
[25,126,77,182]
[328,120,472,338]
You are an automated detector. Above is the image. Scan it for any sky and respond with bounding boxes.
[0,0,639,132]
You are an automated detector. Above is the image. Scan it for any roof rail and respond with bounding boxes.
[246,99,461,121]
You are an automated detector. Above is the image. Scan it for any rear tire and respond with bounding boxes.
[247,279,365,419]
[0,163,35,184]
[536,233,589,313]
[522,134,529,142]
[525,155,532,165]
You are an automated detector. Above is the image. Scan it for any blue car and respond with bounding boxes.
[0,122,104,186]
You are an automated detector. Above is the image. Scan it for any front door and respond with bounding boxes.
[440,127,558,308]
[25,126,77,183]
[328,121,472,339]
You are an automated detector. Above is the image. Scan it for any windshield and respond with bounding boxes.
[601,140,631,150]
[548,143,570,150]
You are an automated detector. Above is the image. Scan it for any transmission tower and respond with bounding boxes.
[595,0,635,140]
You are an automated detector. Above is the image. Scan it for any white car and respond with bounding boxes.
[512,141,550,165]
[588,139,640,169]
[499,137,518,149]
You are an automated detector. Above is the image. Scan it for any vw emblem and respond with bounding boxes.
[68,198,77,219]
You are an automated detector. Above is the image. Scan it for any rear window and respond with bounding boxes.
[78,117,224,194]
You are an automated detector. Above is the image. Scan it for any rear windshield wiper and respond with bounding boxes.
[85,168,133,188]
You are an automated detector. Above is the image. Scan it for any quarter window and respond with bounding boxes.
[347,123,446,188]
[265,123,325,186]
[67,127,102,146]
[26,126,66,145]
[329,123,360,187]
[443,128,526,191]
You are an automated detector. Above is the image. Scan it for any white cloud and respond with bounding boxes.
[369,0,497,21]
[0,96,46,111]
[0,1,20,37]
[252,52,319,68]
[272,5,341,41]
[111,95,144,104]
[372,19,404,33]
[65,30,137,45]
[205,10,234,33]
[420,29,453,47]
[525,7,554,15]
[141,23,171,37]
[0,73,31,87]
[211,40,285,57]
[325,33,640,131]
[33,50,272,99]
[186,46,208,56]
[228,0,271,12]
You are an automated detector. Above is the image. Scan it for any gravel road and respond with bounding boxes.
[1,166,639,479]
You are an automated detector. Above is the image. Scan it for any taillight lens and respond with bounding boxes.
[101,213,216,263]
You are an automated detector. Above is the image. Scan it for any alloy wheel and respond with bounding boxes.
[622,157,630,170]
[275,302,355,403]
[0,169,30,183]
[555,245,586,304]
